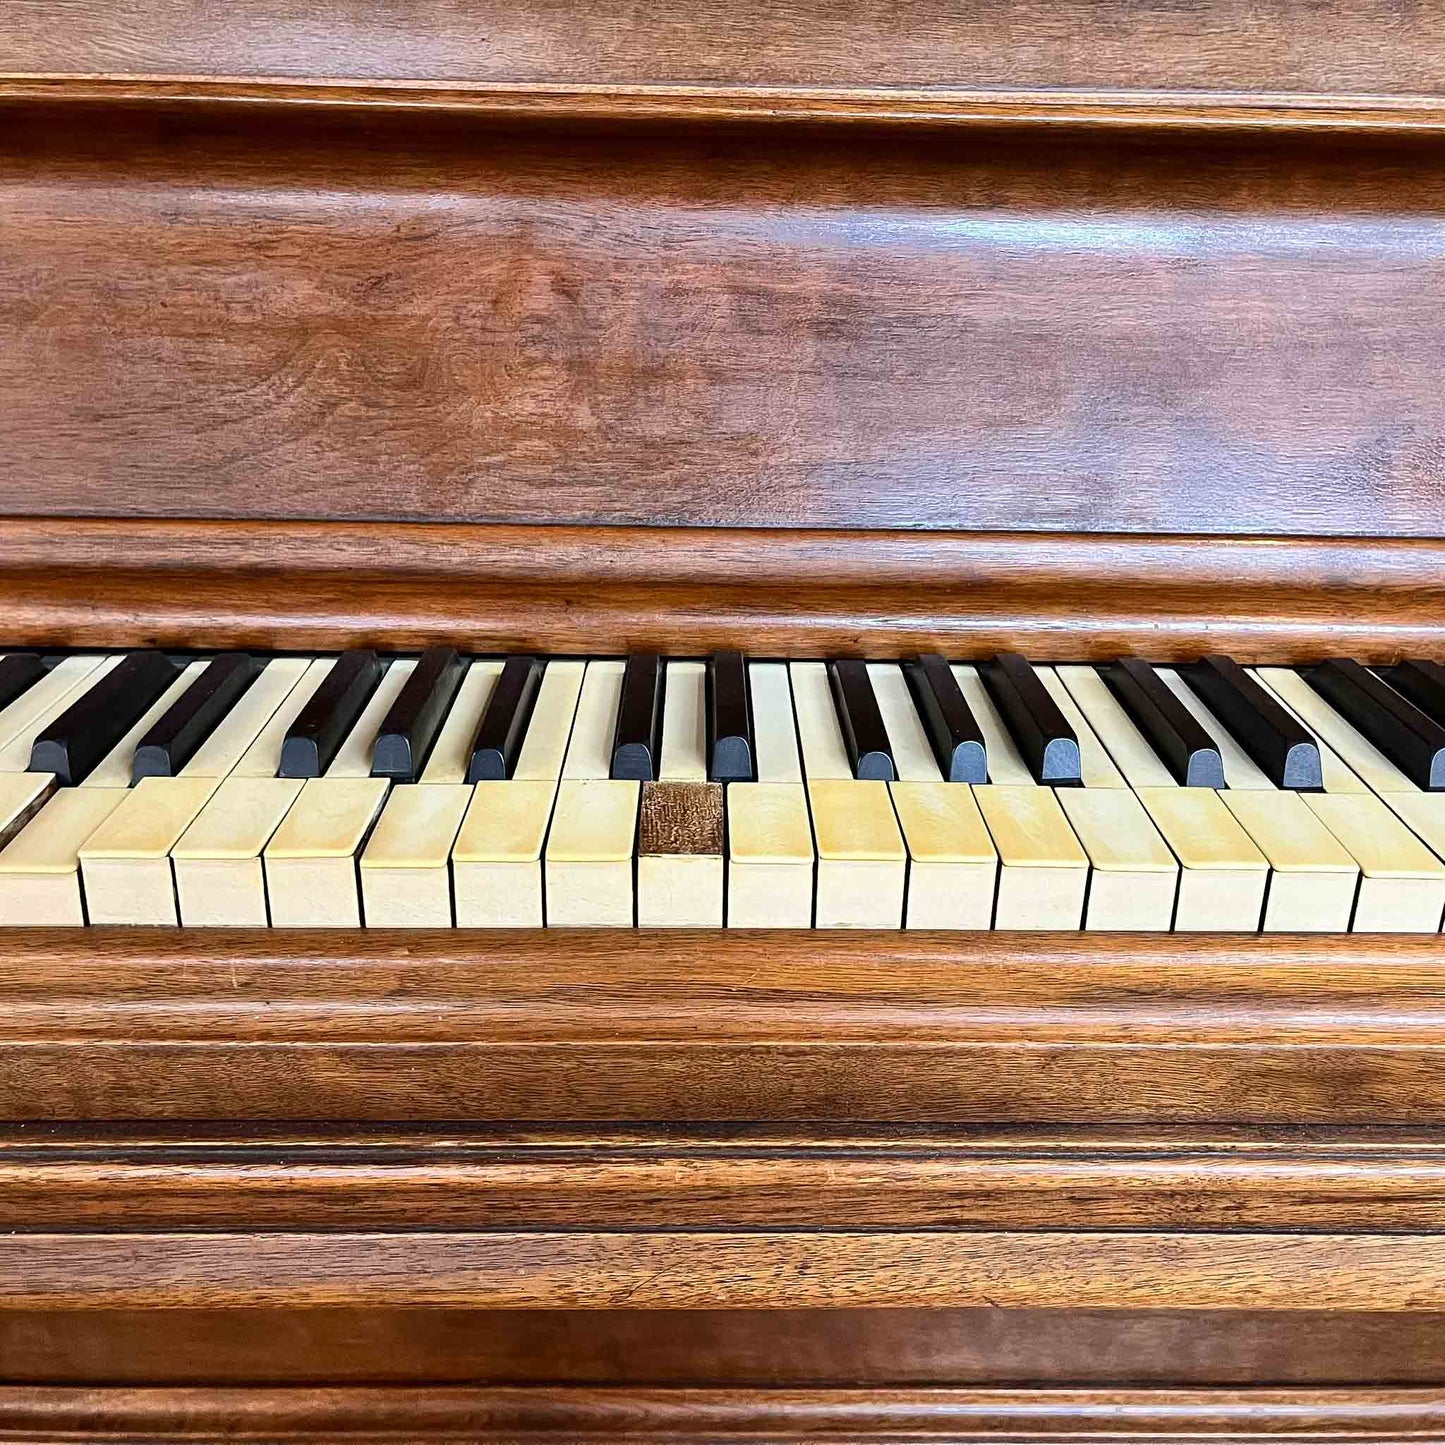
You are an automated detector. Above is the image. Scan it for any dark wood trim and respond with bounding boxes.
[3,520,1444,661]
[5,929,1445,1123]
[5,1124,1445,1232]
[5,77,1445,132]
[2,1384,1443,1440]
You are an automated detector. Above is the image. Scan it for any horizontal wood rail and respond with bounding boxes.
[2,520,1444,661]
[3,1384,1444,1440]
[6,1124,1445,1232]
[5,929,1445,1122]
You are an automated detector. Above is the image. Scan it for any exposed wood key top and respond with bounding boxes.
[1104,658,1225,788]
[979,652,1081,786]
[371,646,465,783]
[611,654,664,781]
[1182,654,1322,790]
[708,650,754,783]
[279,649,382,779]
[132,652,261,782]
[827,659,895,781]
[1305,658,1445,791]
[29,650,179,786]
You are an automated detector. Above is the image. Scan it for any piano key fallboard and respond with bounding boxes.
[3,646,1445,932]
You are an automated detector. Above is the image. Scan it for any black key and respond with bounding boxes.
[1104,657,1225,789]
[978,652,1080,786]
[371,647,466,784]
[467,655,544,782]
[278,649,382,779]
[611,654,664,781]
[827,659,895,781]
[29,650,179,786]
[131,652,262,782]
[0,653,46,715]
[1383,659,1445,730]
[1181,654,1322,790]
[708,651,754,783]
[1304,658,1445,791]
[904,653,986,783]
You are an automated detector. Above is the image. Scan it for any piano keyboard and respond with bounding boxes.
[0,647,1443,931]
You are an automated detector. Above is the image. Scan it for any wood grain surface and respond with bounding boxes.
[7,1124,1445,1231]
[5,0,1445,97]
[6,1230,1445,1311]
[4,928,1445,1122]
[2,1383,1444,1440]
[3,521,1445,661]
[4,104,1445,536]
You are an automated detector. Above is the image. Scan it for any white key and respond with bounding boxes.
[452,661,584,927]
[82,659,209,788]
[181,658,311,778]
[1134,788,1268,931]
[562,661,626,780]
[1056,665,1176,790]
[0,655,112,771]
[545,778,639,927]
[1056,788,1177,931]
[659,661,708,782]
[750,662,802,783]
[361,783,472,926]
[973,785,1089,929]
[231,658,334,777]
[789,662,851,780]
[264,777,389,927]
[867,663,941,782]
[951,664,1032,785]
[1037,668,1126,789]
[0,788,128,924]
[808,778,905,928]
[890,781,996,929]
[1154,669,1274,790]
[419,660,502,784]
[727,781,814,927]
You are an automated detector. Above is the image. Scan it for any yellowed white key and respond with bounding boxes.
[264,776,389,927]
[637,663,722,925]
[951,665,1033,785]
[361,783,472,926]
[562,661,625,780]
[451,661,584,927]
[789,662,852,780]
[172,776,305,926]
[727,781,814,927]
[1220,789,1359,933]
[419,660,503,784]
[890,781,996,929]
[180,657,311,778]
[807,778,905,928]
[81,659,209,788]
[750,662,802,784]
[973,785,1089,929]
[0,655,112,771]
[868,663,941,782]
[79,775,221,925]
[0,788,127,925]
[1056,788,1177,931]
[545,778,639,927]
[1037,668,1127,790]
[1134,787,1268,930]
[230,658,334,777]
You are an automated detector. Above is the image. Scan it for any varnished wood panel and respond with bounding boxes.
[5,0,1445,97]
[6,929,1445,1122]
[4,106,1445,536]
[7,1230,1445,1310]
[2,1384,1444,1441]
[10,1307,1445,1385]
[7,1125,1445,1232]
[5,521,1445,662]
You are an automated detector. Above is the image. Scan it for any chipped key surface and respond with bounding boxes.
[807,779,905,862]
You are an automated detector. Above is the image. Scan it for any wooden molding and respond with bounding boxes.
[1,520,1444,660]
[5,928,1445,1123]
[2,1384,1444,1440]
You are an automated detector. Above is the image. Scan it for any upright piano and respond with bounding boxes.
[4,0,1445,1438]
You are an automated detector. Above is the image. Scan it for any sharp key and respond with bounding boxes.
[905,654,986,783]
[826,659,895,781]
[29,650,180,786]
[708,651,755,783]
[466,656,543,783]
[1104,657,1225,788]
[278,649,382,779]
[610,654,664,781]
[1304,658,1445,792]
[978,652,1081,786]
[371,646,465,783]
[131,652,262,782]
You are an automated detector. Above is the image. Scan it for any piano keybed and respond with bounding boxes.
[0,646,1440,931]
